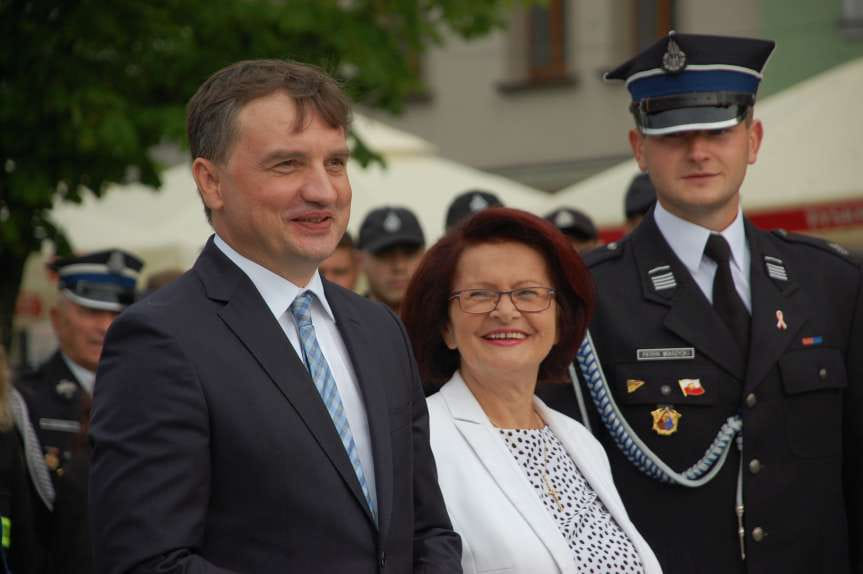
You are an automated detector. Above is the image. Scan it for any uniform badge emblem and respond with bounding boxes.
[678,378,705,396]
[55,379,78,400]
[383,211,402,232]
[107,250,126,274]
[44,447,61,472]
[775,309,788,331]
[662,37,687,73]
[801,336,823,347]
[469,193,489,212]
[626,379,646,394]
[555,210,575,228]
[651,406,682,436]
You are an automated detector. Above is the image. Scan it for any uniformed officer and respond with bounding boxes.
[623,173,657,233]
[444,189,503,231]
[545,206,601,254]
[357,206,426,313]
[14,249,142,568]
[538,32,863,573]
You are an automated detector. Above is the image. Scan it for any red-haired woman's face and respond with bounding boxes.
[442,241,558,385]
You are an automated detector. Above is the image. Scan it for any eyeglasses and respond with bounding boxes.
[448,287,557,314]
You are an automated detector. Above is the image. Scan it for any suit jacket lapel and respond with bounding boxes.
[441,375,574,572]
[325,283,392,534]
[194,239,373,524]
[744,224,811,391]
[632,214,746,380]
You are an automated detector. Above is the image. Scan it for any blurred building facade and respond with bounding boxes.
[363,0,863,192]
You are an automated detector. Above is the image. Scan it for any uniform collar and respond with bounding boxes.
[60,352,95,395]
[654,201,747,275]
[214,234,335,322]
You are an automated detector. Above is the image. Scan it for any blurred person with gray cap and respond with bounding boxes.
[538,31,863,574]
[319,231,360,291]
[623,173,656,233]
[14,249,142,571]
[545,207,601,254]
[444,189,503,231]
[358,206,426,312]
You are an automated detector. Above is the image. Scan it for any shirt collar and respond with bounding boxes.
[654,202,747,274]
[214,234,335,322]
[60,353,95,395]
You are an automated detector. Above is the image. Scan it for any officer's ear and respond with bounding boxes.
[192,158,225,214]
[747,118,764,165]
[629,129,648,172]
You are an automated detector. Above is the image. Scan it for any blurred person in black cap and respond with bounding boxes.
[444,190,503,231]
[319,231,360,291]
[624,173,656,233]
[14,248,142,572]
[358,206,426,312]
[545,207,601,254]
[538,32,863,574]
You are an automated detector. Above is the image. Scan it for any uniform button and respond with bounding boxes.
[660,385,672,396]
[752,527,766,542]
[748,459,762,474]
[745,393,757,408]
[819,368,828,381]
[379,552,387,568]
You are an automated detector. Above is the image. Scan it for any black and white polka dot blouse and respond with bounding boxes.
[499,426,644,574]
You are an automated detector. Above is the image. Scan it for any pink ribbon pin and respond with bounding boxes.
[776,310,788,331]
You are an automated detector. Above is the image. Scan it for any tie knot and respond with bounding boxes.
[704,234,733,265]
[289,292,315,327]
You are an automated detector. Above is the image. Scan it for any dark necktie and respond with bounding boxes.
[704,234,750,356]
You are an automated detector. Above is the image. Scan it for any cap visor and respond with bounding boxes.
[364,234,425,254]
[640,104,748,135]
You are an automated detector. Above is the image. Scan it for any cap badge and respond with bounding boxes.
[626,379,645,394]
[55,380,78,400]
[107,250,126,274]
[555,210,575,228]
[651,405,682,436]
[678,378,705,397]
[469,194,489,212]
[662,38,687,74]
[383,211,402,233]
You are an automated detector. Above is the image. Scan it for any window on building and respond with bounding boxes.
[635,0,675,51]
[527,0,567,81]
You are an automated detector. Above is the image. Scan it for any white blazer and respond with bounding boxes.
[428,372,662,574]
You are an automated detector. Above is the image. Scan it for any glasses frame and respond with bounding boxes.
[448,287,557,315]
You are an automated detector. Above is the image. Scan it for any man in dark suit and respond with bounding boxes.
[89,59,461,573]
[539,33,863,573]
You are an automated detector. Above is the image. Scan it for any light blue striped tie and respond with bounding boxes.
[289,292,377,521]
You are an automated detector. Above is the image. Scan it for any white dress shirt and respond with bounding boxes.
[654,202,752,311]
[62,353,95,396]
[214,235,376,499]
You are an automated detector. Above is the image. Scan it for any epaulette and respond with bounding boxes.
[583,238,628,268]
[770,229,860,268]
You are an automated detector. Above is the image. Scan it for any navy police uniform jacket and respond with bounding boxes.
[539,211,863,574]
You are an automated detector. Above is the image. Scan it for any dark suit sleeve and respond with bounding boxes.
[384,308,463,573]
[843,269,863,572]
[89,309,238,574]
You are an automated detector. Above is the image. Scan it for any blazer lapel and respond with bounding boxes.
[744,224,811,392]
[441,375,575,572]
[325,283,391,533]
[632,215,746,380]
[194,239,372,523]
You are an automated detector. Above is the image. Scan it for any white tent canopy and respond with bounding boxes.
[51,114,548,272]
[550,56,863,227]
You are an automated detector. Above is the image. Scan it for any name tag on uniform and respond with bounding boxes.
[39,418,82,433]
[636,347,695,361]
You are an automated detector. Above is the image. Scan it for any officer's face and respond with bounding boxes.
[442,241,558,387]
[51,298,119,372]
[193,91,351,286]
[319,246,359,290]
[362,244,425,311]
[629,118,763,230]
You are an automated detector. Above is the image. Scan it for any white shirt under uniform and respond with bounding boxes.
[214,235,377,501]
[654,201,752,311]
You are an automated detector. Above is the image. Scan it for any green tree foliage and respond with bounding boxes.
[0,0,512,349]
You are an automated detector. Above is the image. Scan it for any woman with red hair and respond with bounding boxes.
[402,208,660,574]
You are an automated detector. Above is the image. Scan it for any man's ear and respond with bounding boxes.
[747,118,764,165]
[192,158,225,213]
[629,129,648,172]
